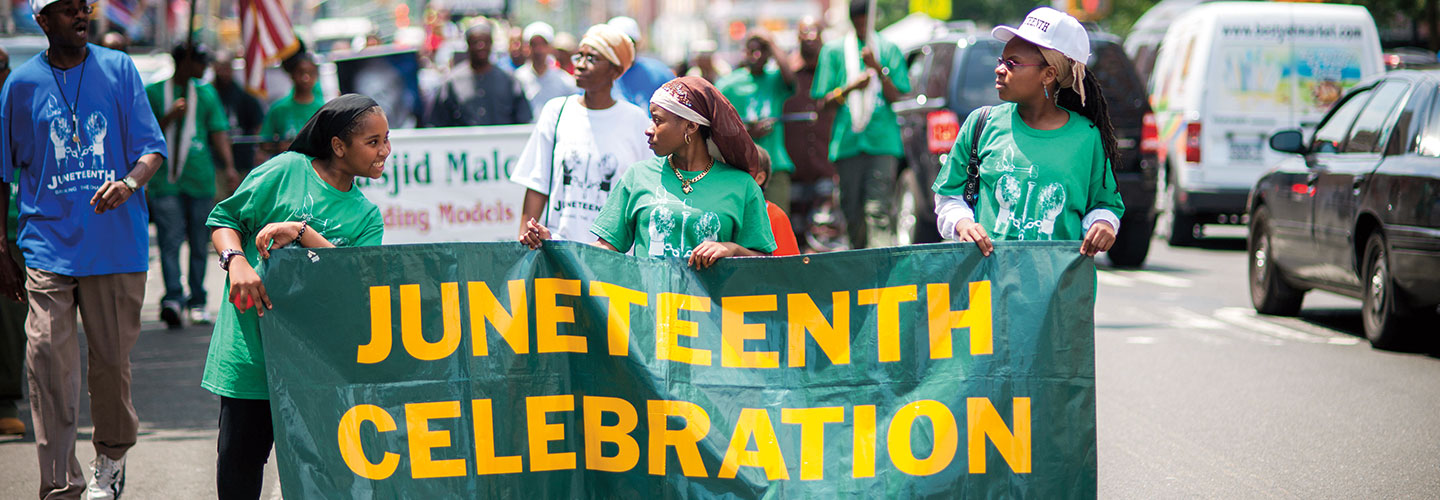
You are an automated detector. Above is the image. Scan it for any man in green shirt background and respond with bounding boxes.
[812,0,910,249]
[145,43,238,328]
[718,32,797,212]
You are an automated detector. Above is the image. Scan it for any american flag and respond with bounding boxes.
[240,0,299,94]
[104,0,138,31]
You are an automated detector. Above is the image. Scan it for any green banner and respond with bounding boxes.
[260,241,1098,498]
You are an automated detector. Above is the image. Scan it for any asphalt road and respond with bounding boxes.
[0,229,1436,498]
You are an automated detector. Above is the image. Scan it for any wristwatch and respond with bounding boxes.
[120,176,139,191]
[218,249,245,271]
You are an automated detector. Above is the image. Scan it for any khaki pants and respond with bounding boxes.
[25,268,145,500]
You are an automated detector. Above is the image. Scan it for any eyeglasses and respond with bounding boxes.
[50,4,94,18]
[997,57,1046,71]
[570,53,601,66]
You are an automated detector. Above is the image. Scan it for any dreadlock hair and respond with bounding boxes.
[1039,47,1121,192]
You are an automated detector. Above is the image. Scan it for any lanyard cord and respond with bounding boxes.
[45,50,88,144]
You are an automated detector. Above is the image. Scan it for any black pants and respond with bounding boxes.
[217,396,273,500]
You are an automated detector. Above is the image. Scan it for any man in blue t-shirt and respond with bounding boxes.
[0,0,167,497]
[607,16,676,113]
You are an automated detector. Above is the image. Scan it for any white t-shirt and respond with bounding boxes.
[510,95,653,241]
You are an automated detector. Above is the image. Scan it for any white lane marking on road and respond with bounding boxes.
[1213,307,1363,345]
[1098,271,1136,288]
[1163,307,1243,345]
[1126,336,1158,344]
[1167,307,1285,345]
[1114,270,1194,288]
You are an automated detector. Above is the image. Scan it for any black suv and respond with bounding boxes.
[890,27,1160,267]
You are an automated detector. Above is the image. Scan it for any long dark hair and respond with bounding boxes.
[1056,70,1120,192]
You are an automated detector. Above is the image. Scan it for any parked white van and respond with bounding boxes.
[1146,2,1383,245]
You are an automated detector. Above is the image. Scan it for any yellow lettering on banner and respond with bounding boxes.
[582,396,640,472]
[472,399,522,475]
[786,292,850,367]
[359,286,394,364]
[469,280,529,356]
[656,293,712,366]
[853,405,876,478]
[721,295,779,368]
[647,400,712,477]
[526,395,576,471]
[336,404,399,480]
[926,282,993,358]
[398,283,464,361]
[535,279,586,354]
[780,407,844,480]
[404,401,466,479]
[858,286,918,362]
[719,408,789,480]
[888,400,959,476]
[591,282,647,356]
[967,397,1032,474]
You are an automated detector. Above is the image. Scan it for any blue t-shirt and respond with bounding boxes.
[614,56,675,113]
[0,44,167,276]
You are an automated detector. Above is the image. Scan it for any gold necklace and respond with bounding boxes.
[668,155,714,194]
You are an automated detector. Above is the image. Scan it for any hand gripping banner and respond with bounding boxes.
[259,241,1098,498]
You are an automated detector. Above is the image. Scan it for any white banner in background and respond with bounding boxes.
[356,125,533,243]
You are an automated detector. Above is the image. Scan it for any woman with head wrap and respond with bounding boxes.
[522,76,777,269]
[203,94,391,498]
[510,24,652,243]
[933,7,1125,258]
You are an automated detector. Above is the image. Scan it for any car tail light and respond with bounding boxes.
[1141,112,1160,156]
[1185,121,1202,163]
[927,110,961,154]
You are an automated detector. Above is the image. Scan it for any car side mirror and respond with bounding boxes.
[1269,129,1307,155]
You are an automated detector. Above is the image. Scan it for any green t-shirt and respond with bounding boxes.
[717,67,795,173]
[810,37,911,161]
[259,93,325,145]
[201,152,385,399]
[145,78,230,197]
[933,103,1125,241]
[591,156,777,258]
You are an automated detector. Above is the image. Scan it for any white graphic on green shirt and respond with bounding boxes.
[643,198,722,258]
[286,194,348,246]
[992,151,1067,241]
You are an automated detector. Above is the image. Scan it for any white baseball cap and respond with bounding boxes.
[523,22,555,44]
[991,7,1090,64]
[30,0,68,15]
[608,16,641,43]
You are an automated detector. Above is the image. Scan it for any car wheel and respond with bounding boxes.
[1106,216,1154,268]
[1156,169,1200,247]
[1362,232,1411,350]
[1248,206,1305,316]
[894,168,939,245]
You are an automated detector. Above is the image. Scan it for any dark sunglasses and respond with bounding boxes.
[570,53,602,66]
[997,57,1046,71]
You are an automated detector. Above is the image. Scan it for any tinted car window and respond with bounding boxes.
[1343,81,1409,154]
[953,40,1005,111]
[1420,93,1440,158]
[1311,88,1372,153]
[1088,41,1147,127]
[926,42,956,98]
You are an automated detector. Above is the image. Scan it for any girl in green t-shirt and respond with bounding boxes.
[204,94,390,496]
[932,7,1125,257]
[259,52,325,160]
[521,76,777,268]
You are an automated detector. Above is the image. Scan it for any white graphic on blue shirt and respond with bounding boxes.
[40,95,112,194]
[992,148,1066,240]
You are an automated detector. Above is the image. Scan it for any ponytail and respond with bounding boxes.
[1056,70,1120,192]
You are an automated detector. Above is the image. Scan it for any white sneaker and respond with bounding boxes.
[85,454,125,500]
[187,307,213,325]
